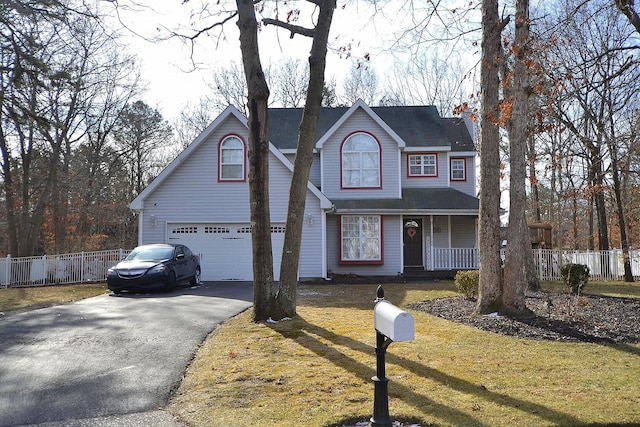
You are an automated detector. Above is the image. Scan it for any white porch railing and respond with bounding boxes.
[430,248,640,282]
[432,248,479,270]
[0,250,130,289]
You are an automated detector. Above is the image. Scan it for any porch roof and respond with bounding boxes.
[331,188,479,215]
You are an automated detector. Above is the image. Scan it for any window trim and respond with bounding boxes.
[407,153,438,178]
[218,134,247,182]
[338,215,384,265]
[340,131,382,189]
[450,157,467,181]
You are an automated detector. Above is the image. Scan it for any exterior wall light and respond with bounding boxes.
[150,214,157,227]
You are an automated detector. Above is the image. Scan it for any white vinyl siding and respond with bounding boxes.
[326,215,401,276]
[449,155,476,196]
[321,109,401,199]
[138,114,325,280]
[401,151,449,189]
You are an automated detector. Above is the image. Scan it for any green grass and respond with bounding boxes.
[167,281,640,427]
[0,283,108,314]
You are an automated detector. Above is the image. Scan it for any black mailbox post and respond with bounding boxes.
[371,285,414,427]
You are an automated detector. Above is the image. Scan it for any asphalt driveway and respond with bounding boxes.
[0,282,253,427]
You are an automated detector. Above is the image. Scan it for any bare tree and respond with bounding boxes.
[383,50,470,115]
[0,1,131,256]
[113,100,174,197]
[476,0,507,314]
[341,64,379,105]
[502,0,536,315]
[271,58,309,107]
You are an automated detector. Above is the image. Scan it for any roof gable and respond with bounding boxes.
[267,101,475,152]
[315,99,406,149]
[130,105,331,211]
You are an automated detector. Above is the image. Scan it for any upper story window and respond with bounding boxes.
[341,132,381,188]
[219,135,245,181]
[408,153,437,177]
[450,158,466,181]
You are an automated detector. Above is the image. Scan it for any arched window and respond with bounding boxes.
[341,132,381,188]
[219,135,245,181]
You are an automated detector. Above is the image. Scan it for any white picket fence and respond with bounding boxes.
[1,248,639,288]
[430,248,640,282]
[530,249,640,282]
[0,250,130,289]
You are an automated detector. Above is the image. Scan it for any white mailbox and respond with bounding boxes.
[374,300,415,342]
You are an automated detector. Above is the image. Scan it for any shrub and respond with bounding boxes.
[454,270,479,300]
[559,263,590,294]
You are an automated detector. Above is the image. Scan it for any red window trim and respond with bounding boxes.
[218,133,247,183]
[340,131,383,190]
[338,215,384,265]
[407,152,439,178]
[450,157,467,182]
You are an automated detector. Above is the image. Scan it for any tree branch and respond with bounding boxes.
[615,0,640,34]
[262,18,314,38]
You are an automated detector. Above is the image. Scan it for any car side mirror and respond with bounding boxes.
[176,253,185,260]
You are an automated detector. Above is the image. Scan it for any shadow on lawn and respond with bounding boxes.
[269,315,584,427]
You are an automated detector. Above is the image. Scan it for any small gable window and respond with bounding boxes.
[451,158,466,181]
[340,215,383,264]
[408,153,437,177]
[219,135,245,181]
[341,132,381,188]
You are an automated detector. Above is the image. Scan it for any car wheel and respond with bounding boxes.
[191,267,202,286]
[165,271,176,292]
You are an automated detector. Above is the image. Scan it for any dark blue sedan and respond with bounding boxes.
[107,244,201,294]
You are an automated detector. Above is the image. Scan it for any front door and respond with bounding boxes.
[403,218,423,267]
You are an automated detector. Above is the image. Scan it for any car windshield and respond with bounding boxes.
[125,246,174,261]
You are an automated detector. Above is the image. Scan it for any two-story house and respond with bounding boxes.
[130,100,479,281]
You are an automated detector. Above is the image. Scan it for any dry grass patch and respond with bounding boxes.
[0,283,108,314]
[168,282,640,427]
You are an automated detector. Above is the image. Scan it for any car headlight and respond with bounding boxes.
[107,268,115,275]
[149,264,167,274]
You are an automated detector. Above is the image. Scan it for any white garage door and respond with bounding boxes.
[167,223,285,281]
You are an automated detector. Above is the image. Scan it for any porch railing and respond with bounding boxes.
[0,250,130,289]
[431,248,640,282]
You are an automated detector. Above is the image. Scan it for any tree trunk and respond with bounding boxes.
[503,0,536,315]
[274,0,336,320]
[236,0,275,321]
[476,0,505,315]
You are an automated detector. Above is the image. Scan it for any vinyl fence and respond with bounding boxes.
[531,249,640,282]
[0,250,130,289]
[1,248,639,288]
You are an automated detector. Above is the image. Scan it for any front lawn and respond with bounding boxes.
[0,283,108,314]
[167,281,640,427]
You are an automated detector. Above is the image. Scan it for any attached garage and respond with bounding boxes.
[166,223,286,281]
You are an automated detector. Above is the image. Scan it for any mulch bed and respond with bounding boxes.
[408,291,640,344]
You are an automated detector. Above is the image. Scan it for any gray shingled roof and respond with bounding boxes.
[332,188,479,213]
[267,106,474,151]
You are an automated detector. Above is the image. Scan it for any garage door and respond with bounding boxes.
[167,223,285,281]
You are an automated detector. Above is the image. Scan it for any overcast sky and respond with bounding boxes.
[111,1,401,119]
